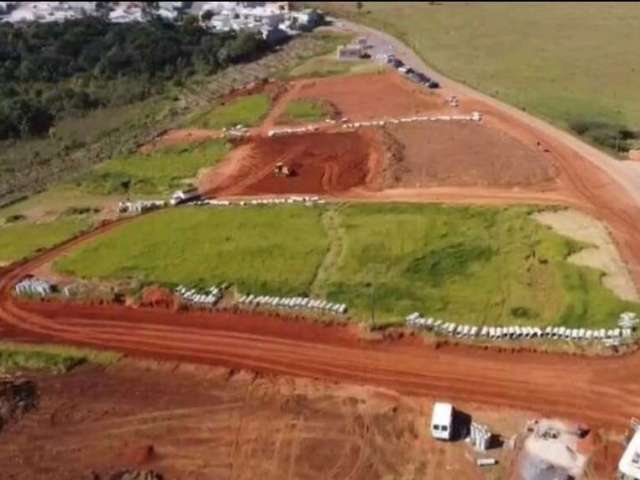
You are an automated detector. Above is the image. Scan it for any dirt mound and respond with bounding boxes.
[139,287,179,311]
[386,121,558,188]
[122,444,156,466]
[203,130,384,196]
[0,378,38,431]
[289,72,444,121]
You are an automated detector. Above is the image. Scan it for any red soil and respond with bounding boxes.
[201,130,385,196]
[273,72,445,123]
[385,121,558,188]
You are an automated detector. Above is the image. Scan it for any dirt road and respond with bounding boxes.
[1,230,640,431]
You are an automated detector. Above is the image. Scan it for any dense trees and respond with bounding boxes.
[0,18,267,139]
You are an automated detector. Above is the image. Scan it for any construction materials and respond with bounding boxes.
[14,278,53,297]
[237,293,347,316]
[468,422,492,451]
[175,285,223,308]
[405,311,637,346]
[476,458,498,467]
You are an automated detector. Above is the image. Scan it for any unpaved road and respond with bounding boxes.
[1,226,640,431]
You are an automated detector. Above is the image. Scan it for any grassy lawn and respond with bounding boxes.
[0,342,120,373]
[189,94,271,130]
[278,99,333,124]
[315,2,640,153]
[81,140,230,195]
[55,206,329,295]
[53,204,639,327]
[286,53,384,79]
[0,218,89,264]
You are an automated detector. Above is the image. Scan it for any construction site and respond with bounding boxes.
[2,19,640,480]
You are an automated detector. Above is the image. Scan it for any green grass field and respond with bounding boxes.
[189,94,271,130]
[0,342,120,373]
[55,206,329,295]
[81,140,230,195]
[316,2,640,154]
[286,53,384,79]
[0,218,89,264]
[278,99,333,124]
[54,204,639,328]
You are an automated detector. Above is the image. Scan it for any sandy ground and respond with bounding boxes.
[534,209,639,302]
[0,359,542,480]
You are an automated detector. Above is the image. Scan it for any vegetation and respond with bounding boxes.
[314,2,640,153]
[0,218,89,264]
[0,18,267,140]
[55,206,329,294]
[286,53,383,79]
[189,94,271,129]
[80,139,230,195]
[279,99,332,124]
[0,342,120,373]
[53,204,639,327]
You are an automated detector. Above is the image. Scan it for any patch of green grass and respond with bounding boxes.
[286,53,384,79]
[279,99,332,124]
[190,94,271,130]
[81,140,230,195]
[0,218,89,264]
[0,342,121,373]
[55,206,329,295]
[315,2,640,153]
[53,204,640,327]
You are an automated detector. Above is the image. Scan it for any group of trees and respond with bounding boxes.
[0,18,267,140]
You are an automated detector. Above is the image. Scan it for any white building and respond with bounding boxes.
[619,429,640,480]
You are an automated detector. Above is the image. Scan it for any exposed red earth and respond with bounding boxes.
[2,223,640,431]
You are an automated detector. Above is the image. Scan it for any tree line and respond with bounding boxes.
[0,17,267,139]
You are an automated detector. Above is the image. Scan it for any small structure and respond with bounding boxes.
[336,44,363,61]
[619,426,640,480]
[431,402,454,440]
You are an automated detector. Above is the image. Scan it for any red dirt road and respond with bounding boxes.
[1,227,640,430]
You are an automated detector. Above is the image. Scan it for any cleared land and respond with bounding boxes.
[53,204,639,327]
[203,131,381,196]
[0,359,562,480]
[386,121,558,188]
[0,218,89,265]
[81,140,230,195]
[319,2,640,152]
[189,93,271,129]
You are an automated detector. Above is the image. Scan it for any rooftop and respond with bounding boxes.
[619,429,640,478]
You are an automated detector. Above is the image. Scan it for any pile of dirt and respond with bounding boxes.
[204,130,384,196]
[386,121,558,188]
[0,378,38,431]
[139,287,180,311]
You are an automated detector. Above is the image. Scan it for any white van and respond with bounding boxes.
[431,402,454,440]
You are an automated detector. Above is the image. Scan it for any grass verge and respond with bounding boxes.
[189,94,271,130]
[0,342,121,373]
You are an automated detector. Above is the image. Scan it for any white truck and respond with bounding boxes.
[431,402,454,441]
